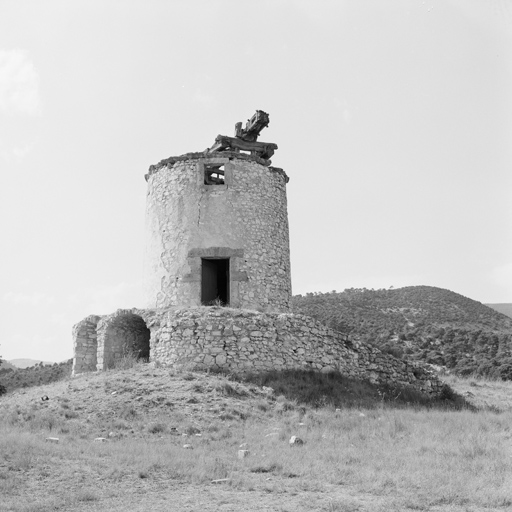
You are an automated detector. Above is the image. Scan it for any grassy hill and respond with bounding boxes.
[0,364,510,512]
[293,286,512,380]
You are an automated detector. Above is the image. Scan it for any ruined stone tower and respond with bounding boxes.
[144,111,292,312]
[71,112,443,397]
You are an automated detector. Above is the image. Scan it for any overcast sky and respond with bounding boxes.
[1,0,511,362]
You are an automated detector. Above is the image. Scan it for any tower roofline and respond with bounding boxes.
[145,151,289,183]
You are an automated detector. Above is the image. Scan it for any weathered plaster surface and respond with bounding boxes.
[144,155,292,312]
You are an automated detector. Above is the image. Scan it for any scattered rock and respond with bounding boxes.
[94,437,108,442]
[289,436,304,446]
[238,449,250,459]
[183,444,193,449]
[41,395,49,401]
[239,442,248,448]
[359,412,366,417]
[45,437,59,443]
[111,391,117,395]
[211,479,229,484]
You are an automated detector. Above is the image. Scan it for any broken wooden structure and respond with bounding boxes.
[208,110,278,164]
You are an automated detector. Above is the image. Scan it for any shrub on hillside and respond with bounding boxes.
[0,359,72,393]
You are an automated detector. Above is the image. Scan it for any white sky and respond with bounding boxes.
[1,0,511,362]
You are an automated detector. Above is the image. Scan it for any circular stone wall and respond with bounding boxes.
[150,307,443,396]
[144,154,292,312]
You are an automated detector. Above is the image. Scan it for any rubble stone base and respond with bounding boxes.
[73,306,443,397]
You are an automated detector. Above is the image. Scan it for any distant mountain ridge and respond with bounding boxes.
[7,359,55,369]
[486,303,512,319]
[293,286,512,380]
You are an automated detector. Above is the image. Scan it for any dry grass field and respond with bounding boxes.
[1,364,511,512]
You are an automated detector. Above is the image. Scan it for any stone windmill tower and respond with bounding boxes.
[71,112,444,399]
[144,111,292,312]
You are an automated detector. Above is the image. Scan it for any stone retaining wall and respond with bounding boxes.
[72,306,443,396]
[152,307,442,395]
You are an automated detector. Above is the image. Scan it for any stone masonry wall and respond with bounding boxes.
[144,154,292,312]
[72,315,100,374]
[72,306,443,396]
[150,307,443,396]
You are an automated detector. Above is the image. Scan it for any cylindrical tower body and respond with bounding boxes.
[144,153,292,312]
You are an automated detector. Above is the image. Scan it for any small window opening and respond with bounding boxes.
[201,258,229,305]
[204,164,225,185]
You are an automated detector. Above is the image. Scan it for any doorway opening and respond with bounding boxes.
[201,258,230,305]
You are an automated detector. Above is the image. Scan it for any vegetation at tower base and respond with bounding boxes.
[292,286,512,380]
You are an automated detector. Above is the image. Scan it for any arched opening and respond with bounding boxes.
[98,312,150,370]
